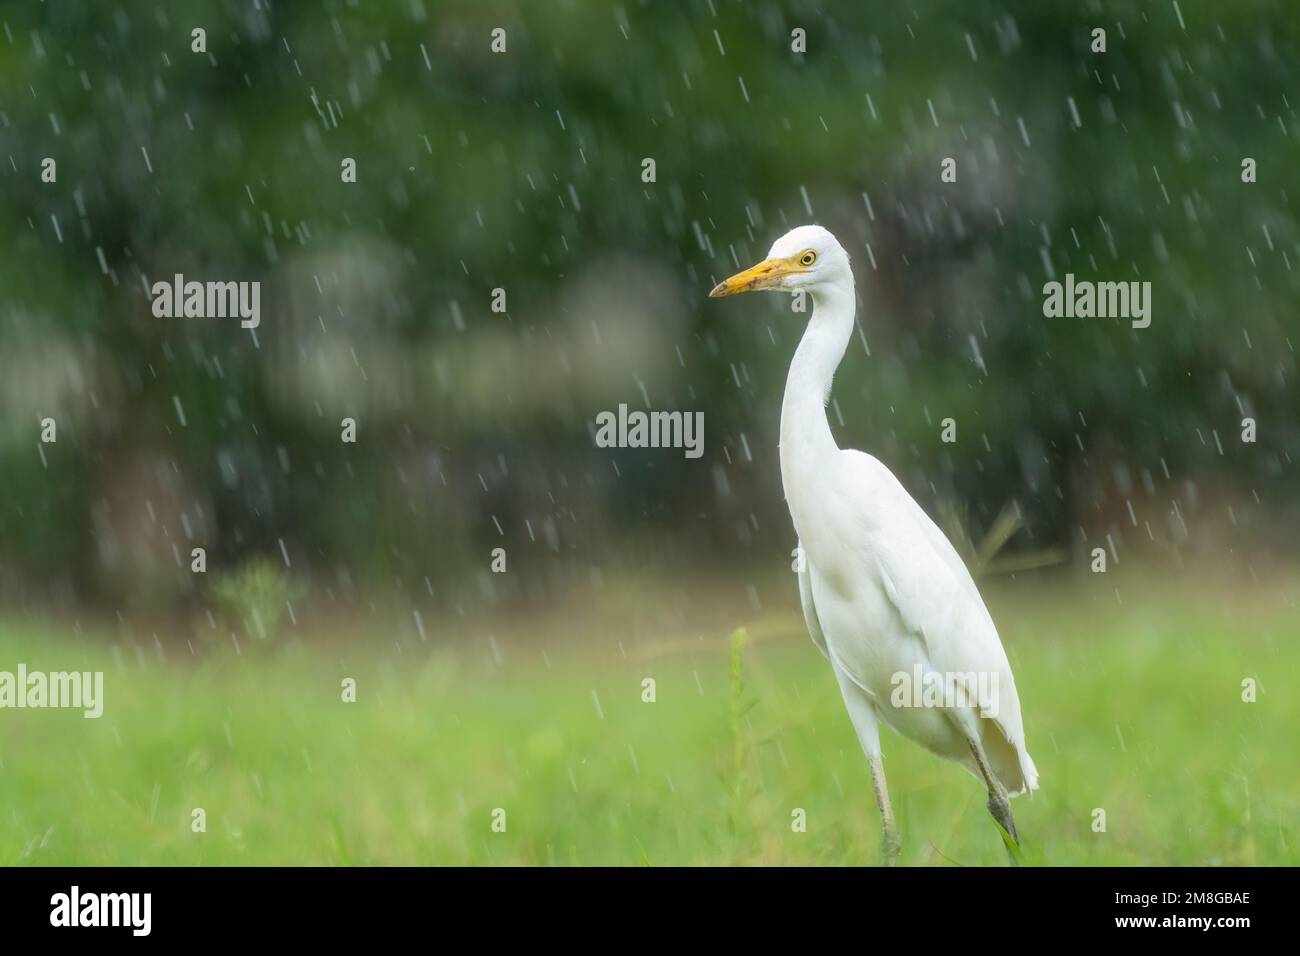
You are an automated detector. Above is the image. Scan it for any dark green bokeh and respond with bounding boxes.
[1,1,1297,611]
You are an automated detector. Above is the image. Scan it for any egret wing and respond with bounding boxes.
[796,545,830,660]
[843,451,1038,793]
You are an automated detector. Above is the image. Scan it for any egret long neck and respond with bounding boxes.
[779,279,856,520]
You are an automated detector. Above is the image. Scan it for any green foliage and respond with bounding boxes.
[0,2,1296,601]
[726,626,756,835]
[0,575,1296,865]
[211,558,300,644]
[940,501,1066,577]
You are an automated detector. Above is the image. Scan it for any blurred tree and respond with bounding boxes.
[0,0,1296,610]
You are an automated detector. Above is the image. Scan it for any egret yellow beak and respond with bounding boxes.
[709,256,803,297]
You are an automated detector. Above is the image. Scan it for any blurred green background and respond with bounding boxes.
[1,572,1297,865]
[0,1,1297,864]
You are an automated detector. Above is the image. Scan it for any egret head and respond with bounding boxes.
[709,225,850,299]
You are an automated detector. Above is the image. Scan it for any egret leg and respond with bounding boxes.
[966,733,1019,864]
[832,666,900,865]
[867,753,902,867]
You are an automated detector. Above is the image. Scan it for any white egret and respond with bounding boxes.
[710,225,1038,865]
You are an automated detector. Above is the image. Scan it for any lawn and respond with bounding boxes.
[0,569,1296,865]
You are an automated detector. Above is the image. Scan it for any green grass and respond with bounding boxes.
[0,572,1297,865]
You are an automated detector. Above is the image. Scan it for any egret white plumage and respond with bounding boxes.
[710,225,1038,865]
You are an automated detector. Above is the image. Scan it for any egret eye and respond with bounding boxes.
[800,251,817,267]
